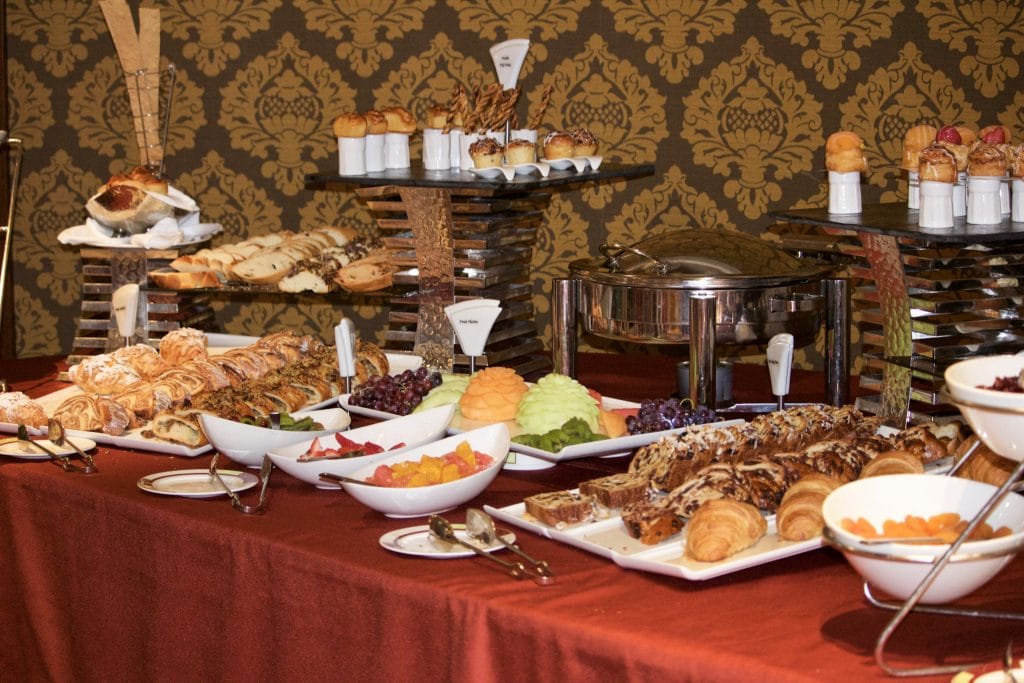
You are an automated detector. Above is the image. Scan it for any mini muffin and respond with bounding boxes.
[425,103,448,130]
[825,131,867,173]
[570,127,599,156]
[332,112,367,138]
[504,138,537,165]
[900,124,937,171]
[968,142,1007,177]
[382,106,416,134]
[542,131,575,160]
[363,109,387,135]
[469,137,504,168]
[918,142,957,183]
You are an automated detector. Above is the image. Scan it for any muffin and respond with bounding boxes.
[382,106,416,134]
[570,127,599,156]
[425,103,448,130]
[332,112,367,138]
[542,131,575,160]
[504,138,537,165]
[363,110,387,135]
[918,143,957,183]
[469,137,503,168]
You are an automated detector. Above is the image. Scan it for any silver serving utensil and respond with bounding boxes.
[428,515,528,581]
[1005,640,1020,683]
[47,418,98,473]
[318,471,383,487]
[269,411,281,430]
[211,454,272,514]
[466,507,554,585]
[16,424,86,473]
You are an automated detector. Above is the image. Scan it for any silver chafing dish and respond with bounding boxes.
[552,229,850,409]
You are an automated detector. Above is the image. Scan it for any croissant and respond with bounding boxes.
[776,474,842,541]
[954,436,1017,487]
[858,450,924,478]
[685,499,767,562]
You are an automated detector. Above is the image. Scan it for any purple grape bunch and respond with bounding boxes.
[348,368,442,415]
[626,398,717,435]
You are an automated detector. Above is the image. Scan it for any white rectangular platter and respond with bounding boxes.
[484,499,822,581]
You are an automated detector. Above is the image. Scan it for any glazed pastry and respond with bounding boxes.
[469,137,503,169]
[542,131,575,160]
[685,499,767,562]
[900,124,937,171]
[824,131,867,173]
[858,450,924,478]
[1011,144,1024,178]
[917,143,957,183]
[967,142,1008,177]
[85,166,174,234]
[0,392,47,428]
[332,112,367,138]
[570,127,598,156]
[425,103,448,130]
[382,106,416,134]
[776,473,842,541]
[363,110,387,135]
[504,138,537,165]
[159,327,208,366]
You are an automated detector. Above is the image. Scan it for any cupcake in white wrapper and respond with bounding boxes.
[824,131,867,215]
[333,112,367,176]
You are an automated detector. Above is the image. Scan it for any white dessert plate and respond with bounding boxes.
[512,162,550,177]
[0,436,96,461]
[137,468,258,498]
[468,165,515,181]
[379,523,515,558]
[0,421,45,437]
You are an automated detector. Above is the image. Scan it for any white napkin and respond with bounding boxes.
[58,185,221,248]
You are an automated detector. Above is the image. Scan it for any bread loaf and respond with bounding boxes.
[524,491,594,528]
[150,268,220,290]
[85,166,173,233]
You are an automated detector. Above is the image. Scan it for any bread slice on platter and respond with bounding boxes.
[333,251,398,293]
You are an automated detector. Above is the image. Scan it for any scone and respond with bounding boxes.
[332,112,367,138]
[504,138,536,165]
[363,110,387,135]
[570,126,599,156]
[825,131,867,173]
[900,124,937,171]
[469,137,503,169]
[918,143,957,183]
[542,131,575,160]
[382,106,416,134]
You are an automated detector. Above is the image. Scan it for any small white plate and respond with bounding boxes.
[0,436,97,461]
[468,165,515,181]
[137,468,258,498]
[379,523,514,558]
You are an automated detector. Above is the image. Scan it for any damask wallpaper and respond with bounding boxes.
[5,1,1024,372]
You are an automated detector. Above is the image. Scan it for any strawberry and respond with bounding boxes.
[936,125,962,145]
[982,128,1006,144]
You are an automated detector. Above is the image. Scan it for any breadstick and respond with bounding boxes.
[527,84,553,130]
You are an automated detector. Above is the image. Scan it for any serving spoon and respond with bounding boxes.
[428,515,528,581]
[16,424,87,473]
[466,507,554,584]
[48,418,98,473]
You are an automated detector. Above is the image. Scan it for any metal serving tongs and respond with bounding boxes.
[48,418,98,473]
[210,453,273,514]
[429,515,535,582]
[15,424,90,473]
[465,507,554,585]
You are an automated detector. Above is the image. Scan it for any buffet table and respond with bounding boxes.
[2,354,1021,682]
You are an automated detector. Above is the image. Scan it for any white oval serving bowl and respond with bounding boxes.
[267,404,456,488]
[944,354,1024,461]
[200,408,351,468]
[339,422,509,518]
[822,474,1024,604]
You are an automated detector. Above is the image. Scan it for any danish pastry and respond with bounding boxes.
[159,327,208,366]
[918,143,957,183]
[967,142,1007,177]
[0,392,47,428]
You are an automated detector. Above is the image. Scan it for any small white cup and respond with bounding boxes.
[907,170,920,211]
[918,180,953,228]
[1000,175,1010,214]
[828,171,861,214]
[967,175,1002,224]
[338,137,366,176]
[510,129,537,144]
[953,171,967,217]
[448,129,463,169]
[364,133,385,173]
[1012,178,1024,222]
[384,133,410,169]
[422,128,450,171]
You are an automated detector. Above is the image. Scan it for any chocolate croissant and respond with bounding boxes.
[685,499,767,562]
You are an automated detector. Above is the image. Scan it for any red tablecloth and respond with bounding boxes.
[1,355,1020,682]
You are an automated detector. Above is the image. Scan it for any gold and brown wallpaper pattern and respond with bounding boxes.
[6,1,1024,373]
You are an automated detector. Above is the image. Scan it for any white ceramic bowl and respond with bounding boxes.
[945,354,1024,461]
[340,422,509,518]
[266,404,456,488]
[822,474,1024,604]
[200,408,351,468]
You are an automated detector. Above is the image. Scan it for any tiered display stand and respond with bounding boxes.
[306,163,653,373]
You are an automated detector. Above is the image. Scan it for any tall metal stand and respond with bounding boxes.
[0,136,23,377]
